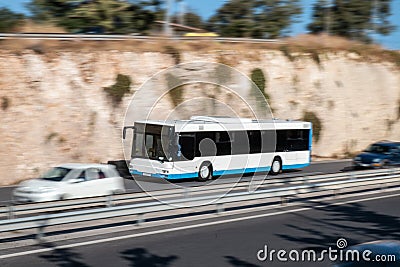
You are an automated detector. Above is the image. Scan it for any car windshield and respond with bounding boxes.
[40,167,71,181]
[365,144,391,154]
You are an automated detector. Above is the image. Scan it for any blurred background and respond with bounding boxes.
[0,0,399,185]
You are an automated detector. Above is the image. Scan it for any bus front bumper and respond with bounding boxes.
[130,170,198,180]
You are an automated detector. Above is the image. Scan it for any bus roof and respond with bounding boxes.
[134,116,311,132]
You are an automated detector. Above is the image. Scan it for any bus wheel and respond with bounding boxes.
[198,162,212,182]
[270,157,282,175]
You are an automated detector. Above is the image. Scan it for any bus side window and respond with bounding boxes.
[261,130,276,153]
[179,135,195,161]
[248,131,261,154]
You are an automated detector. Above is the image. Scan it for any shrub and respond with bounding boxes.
[1,96,10,111]
[302,111,323,143]
[251,68,269,101]
[280,45,295,62]
[45,132,58,144]
[104,74,132,107]
[165,73,184,108]
[397,99,400,120]
[164,45,181,65]
[28,44,45,55]
[309,49,321,66]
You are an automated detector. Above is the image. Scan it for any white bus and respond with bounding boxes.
[123,116,312,181]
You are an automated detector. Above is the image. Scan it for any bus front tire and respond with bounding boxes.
[198,162,213,182]
[270,157,282,175]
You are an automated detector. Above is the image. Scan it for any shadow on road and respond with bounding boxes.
[276,200,400,250]
[39,246,91,267]
[121,248,178,267]
[224,255,261,267]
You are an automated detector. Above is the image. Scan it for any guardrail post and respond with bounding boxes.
[281,197,289,206]
[381,183,388,192]
[106,195,114,207]
[36,220,48,243]
[7,204,14,220]
[183,188,190,198]
[137,214,145,226]
[333,189,340,198]
[216,204,224,215]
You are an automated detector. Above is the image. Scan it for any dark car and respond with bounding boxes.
[333,240,400,267]
[353,141,400,169]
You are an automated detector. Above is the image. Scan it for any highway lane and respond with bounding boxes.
[0,160,352,203]
[1,191,399,267]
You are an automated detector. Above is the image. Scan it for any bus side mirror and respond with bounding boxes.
[123,126,135,140]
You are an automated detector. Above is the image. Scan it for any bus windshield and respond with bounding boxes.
[132,124,173,161]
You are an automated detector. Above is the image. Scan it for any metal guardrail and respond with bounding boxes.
[1,168,399,219]
[0,33,283,44]
[0,168,399,240]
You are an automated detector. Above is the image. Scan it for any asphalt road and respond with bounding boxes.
[1,191,399,267]
[0,160,352,203]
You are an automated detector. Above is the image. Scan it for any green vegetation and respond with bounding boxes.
[250,68,272,111]
[251,68,269,100]
[28,0,155,34]
[0,8,24,33]
[302,111,323,143]
[397,99,400,120]
[45,132,58,144]
[165,73,185,108]
[172,11,204,29]
[1,97,10,111]
[280,46,295,62]
[164,46,181,65]
[308,0,394,43]
[208,0,301,38]
[309,49,321,66]
[0,0,393,45]
[104,74,132,107]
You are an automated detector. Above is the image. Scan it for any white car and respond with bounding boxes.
[13,163,126,202]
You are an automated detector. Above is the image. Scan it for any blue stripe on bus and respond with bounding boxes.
[282,163,310,170]
[309,125,313,163]
[131,162,310,180]
[213,166,271,176]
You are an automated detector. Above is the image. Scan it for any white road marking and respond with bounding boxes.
[0,192,399,259]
